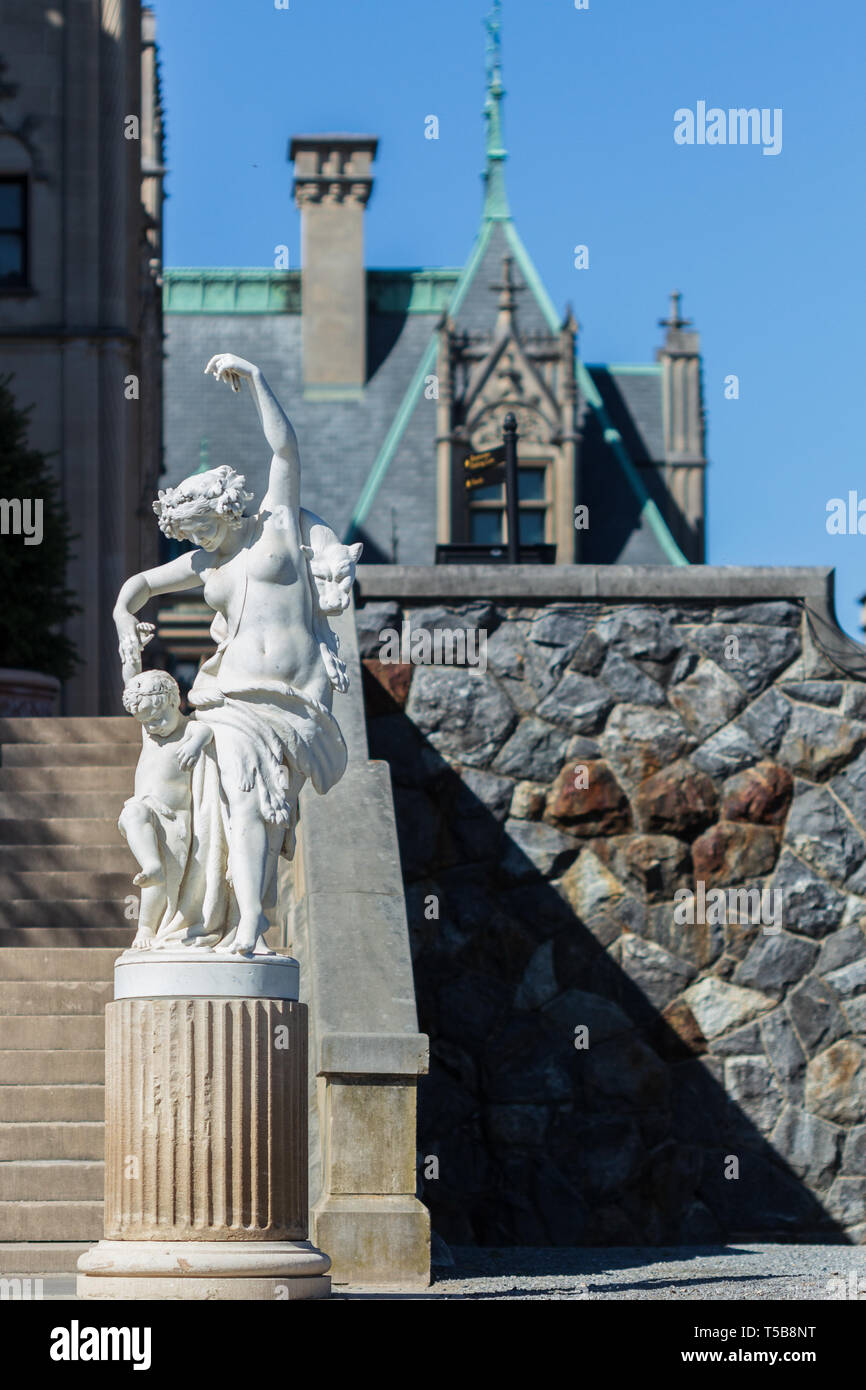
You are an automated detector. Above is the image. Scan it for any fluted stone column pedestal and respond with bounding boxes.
[77,952,330,1300]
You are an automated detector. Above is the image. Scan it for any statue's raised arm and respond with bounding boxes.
[204,353,300,514]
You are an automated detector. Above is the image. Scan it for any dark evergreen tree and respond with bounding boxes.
[0,375,79,681]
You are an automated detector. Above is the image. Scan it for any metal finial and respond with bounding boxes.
[485,0,503,90]
[659,290,692,332]
[490,254,524,312]
[482,0,510,219]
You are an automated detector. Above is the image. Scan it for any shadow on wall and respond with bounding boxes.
[580,372,701,564]
[358,618,865,1248]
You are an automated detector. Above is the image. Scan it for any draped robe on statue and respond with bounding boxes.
[149,621,347,949]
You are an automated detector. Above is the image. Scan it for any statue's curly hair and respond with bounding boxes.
[122,670,180,716]
[153,465,253,541]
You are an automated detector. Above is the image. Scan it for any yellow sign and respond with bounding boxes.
[463,445,506,489]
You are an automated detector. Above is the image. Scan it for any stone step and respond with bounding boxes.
[0,845,134,871]
[0,717,137,744]
[0,1123,104,1160]
[0,928,132,949]
[0,1086,104,1123]
[0,1016,104,1049]
[0,1241,90,1274]
[0,1050,104,1083]
[1,743,138,768]
[0,767,133,791]
[0,981,112,1015]
[0,948,120,981]
[0,1160,103,1201]
[0,872,132,900]
[0,901,130,929]
[0,1200,102,1241]
[0,793,127,818]
[0,819,120,846]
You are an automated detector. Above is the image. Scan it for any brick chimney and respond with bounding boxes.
[290,134,378,398]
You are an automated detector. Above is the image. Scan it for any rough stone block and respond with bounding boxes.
[805,1040,866,1125]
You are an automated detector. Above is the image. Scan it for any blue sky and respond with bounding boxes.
[154,0,866,635]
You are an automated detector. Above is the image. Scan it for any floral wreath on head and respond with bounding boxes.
[122,670,180,716]
[153,465,253,541]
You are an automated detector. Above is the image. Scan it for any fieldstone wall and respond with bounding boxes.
[356,572,866,1246]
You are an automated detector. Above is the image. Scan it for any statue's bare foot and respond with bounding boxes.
[133,865,164,888]
[253,939,276,957]
[130,929,155,950]
[226,926,258,956]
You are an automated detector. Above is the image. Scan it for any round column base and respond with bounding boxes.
[77,1240,331,1302]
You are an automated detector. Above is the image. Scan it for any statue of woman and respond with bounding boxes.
[113,354,358,955]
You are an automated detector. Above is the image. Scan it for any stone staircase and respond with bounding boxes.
[0,680,429,1288]
[0,717,137,1278]
[0,717,137,949]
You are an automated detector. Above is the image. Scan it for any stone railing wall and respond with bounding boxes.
[354,565,866,1246]
[290,599,430,1285]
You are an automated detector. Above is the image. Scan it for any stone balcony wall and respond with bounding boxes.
[354,566,866,1246]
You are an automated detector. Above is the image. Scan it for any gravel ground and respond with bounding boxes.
[333,1244,866,1300]
[24,1244,866,1301]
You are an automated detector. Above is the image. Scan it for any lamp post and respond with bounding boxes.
[504,411,520,564]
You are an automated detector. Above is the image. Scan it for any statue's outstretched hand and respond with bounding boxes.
[117,620,155,684]
[204,353,257,393]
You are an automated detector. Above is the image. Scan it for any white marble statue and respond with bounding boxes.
[113,354,361,955]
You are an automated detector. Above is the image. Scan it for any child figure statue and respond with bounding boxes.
[119,671,213,950]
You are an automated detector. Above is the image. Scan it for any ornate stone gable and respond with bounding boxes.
[462,330,562,450]
[435,255,579,557]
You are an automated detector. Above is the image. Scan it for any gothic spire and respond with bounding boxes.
[482,0,511,221]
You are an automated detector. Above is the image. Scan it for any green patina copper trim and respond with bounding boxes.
[367,269,461,315]
[163,268,301,314]
[164,267,460,316]
[447,219,497,317]
[604,363,664,376]
[578,363,688,565]
[345,223,497,542]
[345,334,438,543]
[503,220,560,325]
